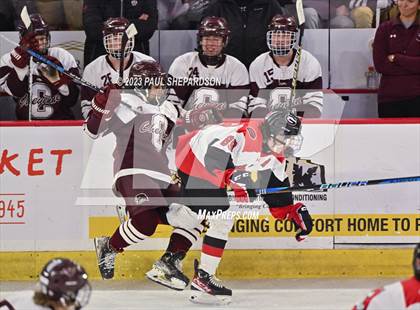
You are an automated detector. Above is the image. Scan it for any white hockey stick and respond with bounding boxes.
[290,0,305,104]
[20,6,33,121]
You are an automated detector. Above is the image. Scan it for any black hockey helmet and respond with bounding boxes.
[128,60,168,105]
[102,17,134,59]
[413,243,420,280]
[197,16,230,65]
[17,13,50,54]
[261,111,302,156]
[262,110,301,139]
[37,258,91,308]
[267,15,298,56]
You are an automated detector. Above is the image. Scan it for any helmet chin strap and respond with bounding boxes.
[199,53,224,66]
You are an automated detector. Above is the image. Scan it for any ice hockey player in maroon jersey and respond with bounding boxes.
[353,243,420,310]
[0,14,80,120]
[167,16,249,126]
[249,15,323,118]
[175,111,313,304]
[0,258,91,309]
[81,17,154,119]
[84,60,204,290]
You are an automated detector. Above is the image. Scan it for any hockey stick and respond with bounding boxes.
[20,6,33,121]
[117,24,138,87]
[290,0,305,104]
[1,32,103,93]
[254,175,420,195]
[0,32,149,119]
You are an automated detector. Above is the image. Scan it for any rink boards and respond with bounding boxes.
[0,119,419,279]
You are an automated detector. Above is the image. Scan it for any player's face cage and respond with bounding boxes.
[103,32,134,60]
[266,30,297,56]
[268,133,303,156]
[72,282,92,308]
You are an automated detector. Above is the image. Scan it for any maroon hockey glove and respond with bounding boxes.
[269,203,313,241]
[184,107,222,130]
[91,84,121,119]
[38,55,70,89]
[10,33,39,68]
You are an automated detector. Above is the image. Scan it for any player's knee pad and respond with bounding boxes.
[269,203,313,242]
[206,216,235,241]
[166,203,202,229]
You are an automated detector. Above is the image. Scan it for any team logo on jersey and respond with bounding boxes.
[246,127,257,140]
[131,0,138,6]
[134,193,149,205]
[286,114,298,125]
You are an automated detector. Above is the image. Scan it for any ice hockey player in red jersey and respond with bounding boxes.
[81,17,155,119]
[353,243,420,310]
[249,15,323,118]
[0,14,80,120]
[0,257,91,309]
[84,60,204,290]
[175,110,313,304]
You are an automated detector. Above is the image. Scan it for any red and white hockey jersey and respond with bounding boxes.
[249,49,323,116]
[0,47,79,120]
[353,277,420,310]
[81,52,154,119]
[176,120,287,188]
[167,51,249,117]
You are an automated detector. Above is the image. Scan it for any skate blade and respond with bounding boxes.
[189,290,232,305]
[145,269,187,291]
[93,238,113,280]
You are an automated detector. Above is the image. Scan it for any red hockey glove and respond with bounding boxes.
[38,55,70,89]
[91,84,121,119]
[225,170,255,203]
[269,203,313,241]
[184,107,222,130]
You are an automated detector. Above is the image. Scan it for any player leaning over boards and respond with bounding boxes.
[0,258,91,310]
[248,15,323,118]
[353,243,420,310]
[84,60,205,290]
[0,14,79,120]
[175,110,314,305]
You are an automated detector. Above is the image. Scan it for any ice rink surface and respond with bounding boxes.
[0,278,401,310]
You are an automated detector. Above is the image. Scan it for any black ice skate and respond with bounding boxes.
[94,236,117,280]
[189,259,232,305]
[145,251,189,290]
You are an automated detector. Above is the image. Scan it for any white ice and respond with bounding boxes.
[0,279,396,310]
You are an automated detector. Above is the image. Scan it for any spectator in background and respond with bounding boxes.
[0,258,91,309]
[379,0,400,23]
[83,0,157,66]
[0,0,16,31]
[157,0,207,30]
[352,243,420,309]
[373,0,420,117]
[35,0,67,30]
[203,0,284,68]
[278,0,322,28]
[330,0,376,28]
